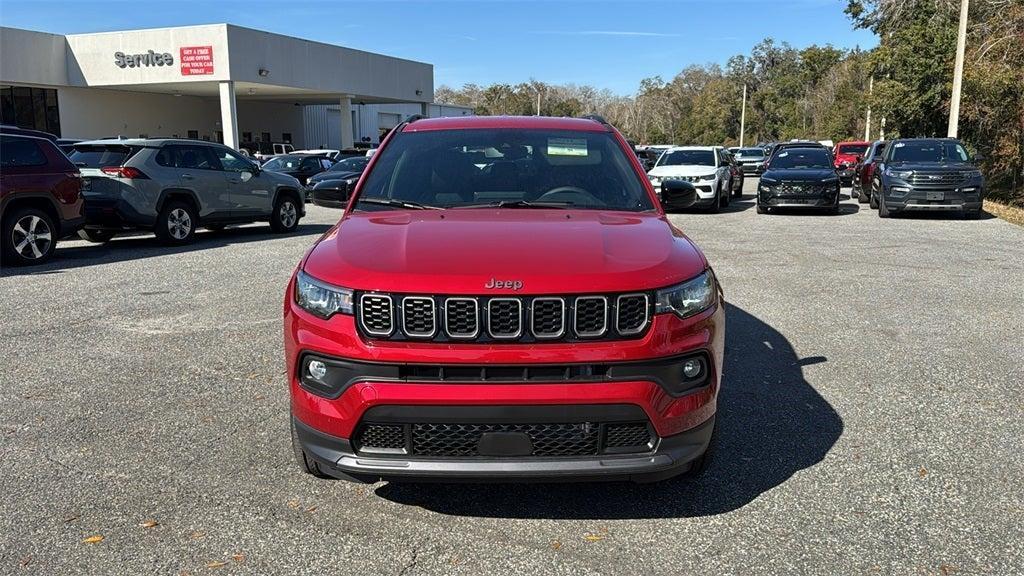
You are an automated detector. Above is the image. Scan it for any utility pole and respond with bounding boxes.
[536,90,542,116]
[864,76,873,141]
[948,0,969,138]
[739,84,747,147]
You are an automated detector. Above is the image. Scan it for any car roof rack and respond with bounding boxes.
[404,114,427,124]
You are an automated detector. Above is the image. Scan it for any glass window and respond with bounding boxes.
[837,143,870,155]
[355,128,653,212]
[282,133,292,144]
[657,149,717,167]
[888,140,970,163]
[300,157,321,171]
[737,148,764,157]
[769,148,833,169]
[187,130,199,140]
[211,147,255,172]
[328,157,369,173]
[152,145,217,170]
[0,136,48,167]
[0,86,61,136]
[262,155,304,171]
[69,144,137,168]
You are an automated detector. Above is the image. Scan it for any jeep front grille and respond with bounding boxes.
[355,292,652,343]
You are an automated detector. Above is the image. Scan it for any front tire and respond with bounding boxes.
[878,188,891,218]
[869,179,880,209]
[756,203,768,214]
[2,207,56,266]
[155,200,197,245]
[270,194,300,233]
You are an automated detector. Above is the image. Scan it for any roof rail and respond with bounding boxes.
[580,114,609,125]
[404,114,427,124]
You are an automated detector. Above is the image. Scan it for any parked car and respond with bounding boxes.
[0,124,58,142]
[852,140,887,203]
[250,142,296,163]
[56,139,83,156]
[646,146,732,212]
[68,138,304,244]
[733,147,767,175]
[306,156,370,205]
[0,134,85,265]
[635,148,659,171]
[870,138,985,219]
[262,154,334,186]
[286,115,718,484]
[723,150,744,197]
[832,141,871,184]
[757,146,841,215]
[294,148,367,162]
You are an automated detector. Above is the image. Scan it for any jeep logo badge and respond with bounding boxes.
[484,278,523,290]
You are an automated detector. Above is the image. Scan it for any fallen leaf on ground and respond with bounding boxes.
[551,540,562,550]
[583,534,605,542]
[919,467,928,478]
[206,560,228,568]
[287,500,299,509]
[140,520,158,529]
[231,553,245,563]
[190,531,205,540]
[82,535,104,544]
[64,514,79,523]
[305,506,317,513]
[20,556,31,566]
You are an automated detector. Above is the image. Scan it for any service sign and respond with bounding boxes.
[180,46,214,75]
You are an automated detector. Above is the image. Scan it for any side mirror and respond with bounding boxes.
[240,171,254,182]
[660,180,698,210]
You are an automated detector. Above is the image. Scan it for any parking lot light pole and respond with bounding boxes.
[739,84,747,147]
[948,0,969,138]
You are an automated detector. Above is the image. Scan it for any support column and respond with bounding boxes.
[420,102,430,118]
[218,81,239,150]
[339,97,354,149]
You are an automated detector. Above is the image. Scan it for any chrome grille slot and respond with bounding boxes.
[574,296,608,338]
[616,294,649,335]
[487,298,522,339]
[401,297,436,338]
[530,297,565,338]
[444,298,479,339]
[359,294,394,336]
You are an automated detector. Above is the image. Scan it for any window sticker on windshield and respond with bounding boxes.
[894,143,905,148]
[778,152,789,157]
[548,138,588,156]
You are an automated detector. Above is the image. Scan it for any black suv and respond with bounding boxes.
[871,138,985,218]
[757,147,841,214]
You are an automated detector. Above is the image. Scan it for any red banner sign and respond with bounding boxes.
[180,46,214,76]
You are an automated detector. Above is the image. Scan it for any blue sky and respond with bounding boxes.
[0,0,877,95]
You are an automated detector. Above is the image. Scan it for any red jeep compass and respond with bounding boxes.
[284,115,724,483]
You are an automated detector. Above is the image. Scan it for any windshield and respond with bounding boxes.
[329,156,369,173]
[837,144,869,155]
[737,148,764,158]
[770,148,833,169]
[354,128,654,212]
[69,144,138,168]
[889,141,969,163]
[262,155,303,171]
[657,150,716,167]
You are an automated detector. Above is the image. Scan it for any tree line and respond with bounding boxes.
[435,0,1022,204]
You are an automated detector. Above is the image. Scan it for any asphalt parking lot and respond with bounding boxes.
[2,178,1022,575]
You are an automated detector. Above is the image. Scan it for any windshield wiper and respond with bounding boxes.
[356,198,443,210]
[450,200,572,210]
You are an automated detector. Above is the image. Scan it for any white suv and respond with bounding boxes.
[647,146,732,212]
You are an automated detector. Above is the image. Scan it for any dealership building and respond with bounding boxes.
[0,24,471,150]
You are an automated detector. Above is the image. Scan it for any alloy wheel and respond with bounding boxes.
[11,215,53,261]
[167,208,192,240]
[280,201,298,228]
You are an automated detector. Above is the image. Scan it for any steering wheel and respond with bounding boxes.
[535,186,602,205]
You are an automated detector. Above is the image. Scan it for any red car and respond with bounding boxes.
[1,133,84,265]
[285,115,724,483]
[852,140,887,204]
[832,141,871,184]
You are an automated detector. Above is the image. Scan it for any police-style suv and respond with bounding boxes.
[70,138,304,244]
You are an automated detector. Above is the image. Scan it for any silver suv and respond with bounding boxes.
[69,138,304,244]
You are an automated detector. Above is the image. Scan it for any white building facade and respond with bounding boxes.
[0,24,471,150]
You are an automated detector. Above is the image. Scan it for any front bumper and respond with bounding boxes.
[758,189,839,209]
[293,412,715,483]
[739,163,763,174]
[883,183,983,212]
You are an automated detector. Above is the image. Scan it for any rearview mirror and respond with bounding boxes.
[660,180,698,211]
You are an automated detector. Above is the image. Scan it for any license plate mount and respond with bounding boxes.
[926,191,944,201]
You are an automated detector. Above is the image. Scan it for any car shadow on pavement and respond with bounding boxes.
[0,223,333,276]
[374,303,844,519]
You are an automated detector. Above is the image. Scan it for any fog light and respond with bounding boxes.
[682,358,703,379]
[307,360,327,380]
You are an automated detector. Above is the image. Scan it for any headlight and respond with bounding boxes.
[295,271,353,318]
[699,173,717,181]
[886,168,913,179]
[655,270,716,319]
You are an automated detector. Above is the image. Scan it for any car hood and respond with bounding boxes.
[309,171,360,185]
[303,210,707,294]
[261,170,301,186]
[886,161,976,172]
[762,168,837,182]
[647,165,717,178]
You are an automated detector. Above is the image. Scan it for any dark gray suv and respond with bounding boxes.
[871,138,985,219]
[70,138,305,244]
